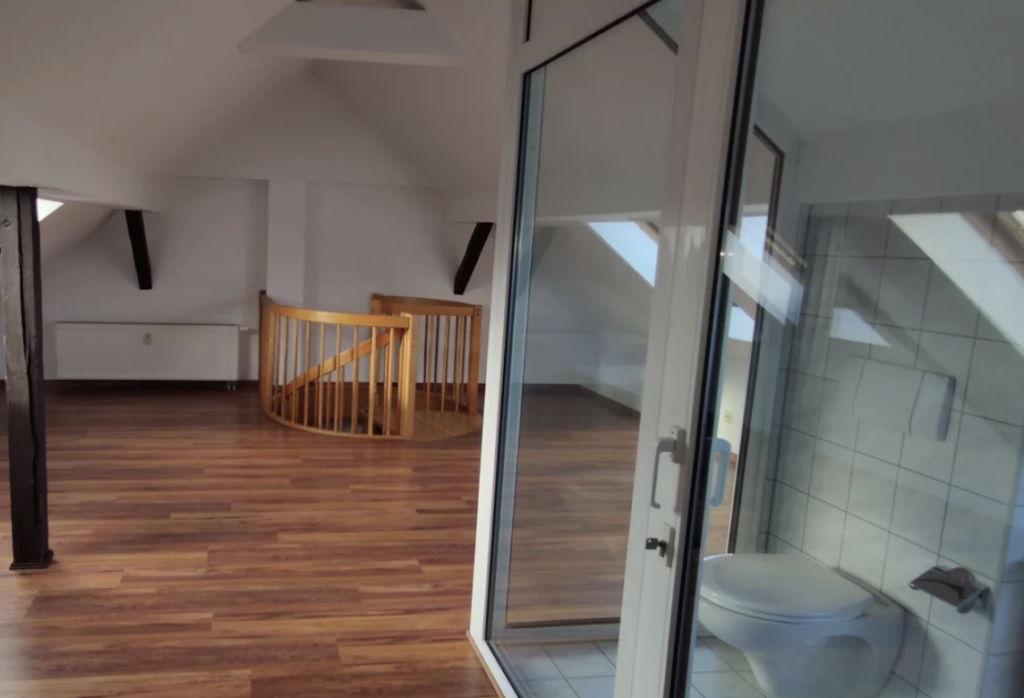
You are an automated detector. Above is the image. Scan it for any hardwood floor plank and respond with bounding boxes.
[251,662,494,698]
[0,388,492,697]
[0,670,252,698]
[0,384,717,695]
[0,636,339,681]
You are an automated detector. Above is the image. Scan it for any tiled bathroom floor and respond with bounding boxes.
[496,637,767,698]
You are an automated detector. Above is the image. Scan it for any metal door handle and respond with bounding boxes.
[708,437,732,507]
[650,437,675,509]
[650,429,686,510]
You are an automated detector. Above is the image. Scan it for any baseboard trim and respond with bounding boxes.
[522,383,641,418]
[0,380,261,393]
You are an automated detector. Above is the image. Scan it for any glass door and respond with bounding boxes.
[481,3,688,697]
[652,0,1024,697]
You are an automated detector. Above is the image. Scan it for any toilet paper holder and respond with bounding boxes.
[910,566,989,614]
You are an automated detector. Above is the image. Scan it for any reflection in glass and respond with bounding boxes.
[681,2,1024,697]
[487,3,680,697]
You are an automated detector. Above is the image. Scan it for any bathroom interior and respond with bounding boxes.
[485,1,1024,697]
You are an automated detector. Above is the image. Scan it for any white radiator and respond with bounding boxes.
[56,323,240,381]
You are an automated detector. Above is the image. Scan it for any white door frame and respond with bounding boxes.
[468,1,754,695]
[619,1,753,696]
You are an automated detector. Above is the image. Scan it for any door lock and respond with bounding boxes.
[645,536,668,558]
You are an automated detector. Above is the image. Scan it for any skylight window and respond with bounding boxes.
[587,221,658,285]
[37,199,63,221]
[728,305,755,342]
[830,307,889,346]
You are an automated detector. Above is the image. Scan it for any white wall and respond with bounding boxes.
[534,16,675,222]
[797,98,1024,205]
[41,178,268,378]
[0,105,161,210]
[524,224,652,410]
[40,202,115,262]
[765,197,1024,698]
[305,181,493,369]
[34,70,496,383]
[176,75,424,187]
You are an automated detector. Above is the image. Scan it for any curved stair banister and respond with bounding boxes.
[259,292,417,438]
[259,292,483,440]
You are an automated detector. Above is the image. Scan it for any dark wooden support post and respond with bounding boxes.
[0,186,52,570]
[125,210,152,290]
[453,222,493,296]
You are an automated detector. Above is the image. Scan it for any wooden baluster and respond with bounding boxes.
[420,317,426,409]
[369,328,377,436]
[291,318,299,424]
[279,316,287,418]
[454,316,464,412]
[335,323,343,432]
[467,306,482,415]
[265,307,273,411]
[398,327,406,436]
[403,316,417,438]
[268,311,278,414]
[317,322,326,429]
[351,326,359,435]
[462,315,469,411]
[426,315,435,411]
[440,316,450,414]
[385,327,394,436]
[431,316,440,412]
[304,320,312,426]
[280,317,289,419]
[259,305,266,409]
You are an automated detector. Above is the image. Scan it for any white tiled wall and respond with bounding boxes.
[764,194,1024,698]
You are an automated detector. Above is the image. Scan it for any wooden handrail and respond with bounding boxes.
[371,294,478,317]
[258,292,417,439]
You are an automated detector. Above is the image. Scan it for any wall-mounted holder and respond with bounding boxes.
[910,566,989,614]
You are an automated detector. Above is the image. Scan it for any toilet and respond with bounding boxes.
[698,554,905,698]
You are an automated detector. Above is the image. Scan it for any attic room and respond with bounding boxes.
[0,0,674,696]
[5,1,1024,698]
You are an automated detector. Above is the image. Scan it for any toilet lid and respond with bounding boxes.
[701,554,872,623]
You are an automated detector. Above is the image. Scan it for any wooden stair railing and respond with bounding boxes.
[259,292,417,438]
[282,328,396,398]
[370,294,482,415]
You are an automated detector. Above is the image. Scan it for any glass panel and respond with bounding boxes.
[706,132,783,557]
[676,2,1024,698]
[488,3,679,697]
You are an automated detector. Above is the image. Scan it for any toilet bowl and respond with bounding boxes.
[698,554,904,698]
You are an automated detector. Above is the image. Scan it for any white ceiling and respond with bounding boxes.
[314,0,510,192]
[3,0,1020,213]
[760,0,1024,137]
[535,16,675,221]
[0,0,307,175]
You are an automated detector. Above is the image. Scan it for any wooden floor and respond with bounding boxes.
[0,386,494,698]
[504,388,736,628]
[0,385,736,695]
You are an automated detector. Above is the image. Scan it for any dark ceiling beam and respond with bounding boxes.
[0,186,53,570]
[639,10,678,53]
[454,222,493,296]
[125,210,153,290]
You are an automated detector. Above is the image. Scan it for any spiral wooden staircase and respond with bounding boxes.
[258,292,483,441]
